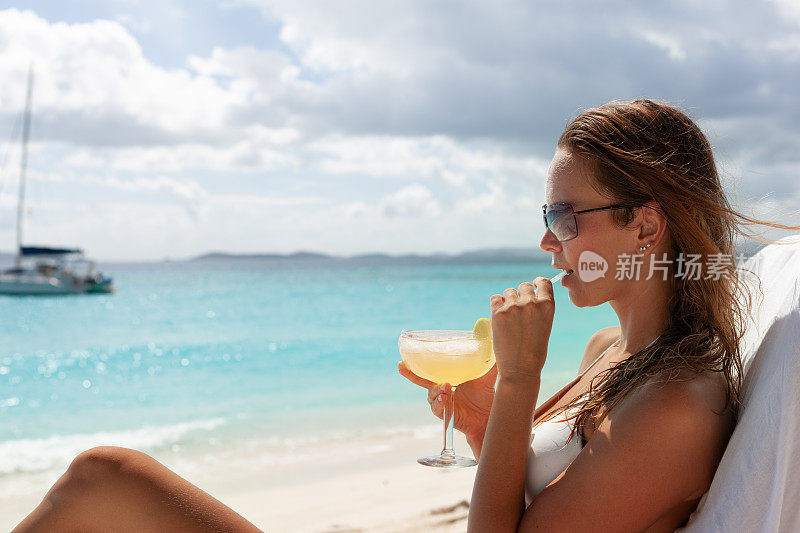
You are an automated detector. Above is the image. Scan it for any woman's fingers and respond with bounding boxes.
[397,362,448,419]
[503,287,520,304]
[427,383,451,407]
[490,286,521,313]
[397,362,450,419]
[532,276,554,303]
[430,397,444,418]
[518,281,536,301]
[428,383,449,419]
[398,361,437,389]
[426,382,450,403]
[490,293,505,313]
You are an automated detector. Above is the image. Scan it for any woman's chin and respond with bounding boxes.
[564,280,606,308]
[564,283,584,306]
[568,293,590,308]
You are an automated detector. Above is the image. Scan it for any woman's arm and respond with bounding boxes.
[468,375,541,532]
[468,279,554,532]
[466,326,618,463]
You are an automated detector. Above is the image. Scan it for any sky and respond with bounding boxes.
[0,1,798,261]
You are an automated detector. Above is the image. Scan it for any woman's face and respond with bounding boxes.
[540,148,642,308]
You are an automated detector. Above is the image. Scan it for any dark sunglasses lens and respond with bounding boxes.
[545,205,577,241]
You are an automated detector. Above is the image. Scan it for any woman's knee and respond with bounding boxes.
[66,446,154,488]
[20,447,149,531]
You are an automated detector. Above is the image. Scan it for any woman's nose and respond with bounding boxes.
[540,228,562,253]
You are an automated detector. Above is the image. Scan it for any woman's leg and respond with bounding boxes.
[12,446,262,533]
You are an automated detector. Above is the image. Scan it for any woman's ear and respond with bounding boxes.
[636,200,668,250]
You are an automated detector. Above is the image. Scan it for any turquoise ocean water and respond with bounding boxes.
[0,259,616,495]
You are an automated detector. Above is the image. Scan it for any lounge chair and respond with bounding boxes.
[679,235,800,531]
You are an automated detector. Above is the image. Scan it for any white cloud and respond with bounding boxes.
[188,45,297,85]
[638,31,687,61]
[101,176,208,203]
[307,135,548,187]
[768,0,800,27]
[379,185,441,218]
[0,9,239,143]
[80,141,291,173]
[115,13,152,34]
[1,3,799,260]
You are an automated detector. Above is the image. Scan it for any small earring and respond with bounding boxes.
[638,243,652,252]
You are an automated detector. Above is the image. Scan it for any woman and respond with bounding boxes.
[12,99,795,533]
[402,99,798,531]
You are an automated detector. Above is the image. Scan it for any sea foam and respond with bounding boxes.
[0,418,226,476]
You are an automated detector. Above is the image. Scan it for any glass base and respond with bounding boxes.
[417,454,478,468]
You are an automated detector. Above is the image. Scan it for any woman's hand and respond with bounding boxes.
[398,361,497,441]
[490,278,555,382]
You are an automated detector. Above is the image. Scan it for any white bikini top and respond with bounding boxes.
[524,334,661,504]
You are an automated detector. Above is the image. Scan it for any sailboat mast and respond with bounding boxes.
[15,65,33,267]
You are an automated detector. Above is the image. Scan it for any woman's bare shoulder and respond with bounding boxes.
[577,326,621,373]
[609,369,735,460]
[580,370,736,496]
[642,368,733,420]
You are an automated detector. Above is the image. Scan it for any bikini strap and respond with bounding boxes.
[532,337,620,424]
[576,337,621,379]
[574,332,663,380]
[533,334,661,430]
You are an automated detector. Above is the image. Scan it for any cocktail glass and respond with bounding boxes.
[398,329,495,467]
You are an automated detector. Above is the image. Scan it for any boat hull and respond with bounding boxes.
[0,273,113,296]
[0,282,81,295]
[85,278,114,294]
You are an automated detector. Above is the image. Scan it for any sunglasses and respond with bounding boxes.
[542,202,646,242]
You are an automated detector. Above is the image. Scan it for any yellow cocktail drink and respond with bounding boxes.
[398,323,495,468]
[398,333,494,386]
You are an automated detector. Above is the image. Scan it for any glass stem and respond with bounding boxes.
[441,384,456,460]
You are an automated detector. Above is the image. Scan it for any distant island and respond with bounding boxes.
[190,240,770,266]
[191,247,552,265]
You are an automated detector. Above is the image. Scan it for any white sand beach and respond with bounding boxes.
[0,429,478,532]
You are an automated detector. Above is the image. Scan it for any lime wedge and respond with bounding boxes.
[473,318,492,339]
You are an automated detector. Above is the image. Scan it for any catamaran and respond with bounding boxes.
[0,67,113,296]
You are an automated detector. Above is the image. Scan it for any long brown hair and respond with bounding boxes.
[546,99,800,441]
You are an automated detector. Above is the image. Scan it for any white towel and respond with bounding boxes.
[679,234,800,532]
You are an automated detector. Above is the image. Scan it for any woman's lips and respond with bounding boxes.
[553,265,574,283]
